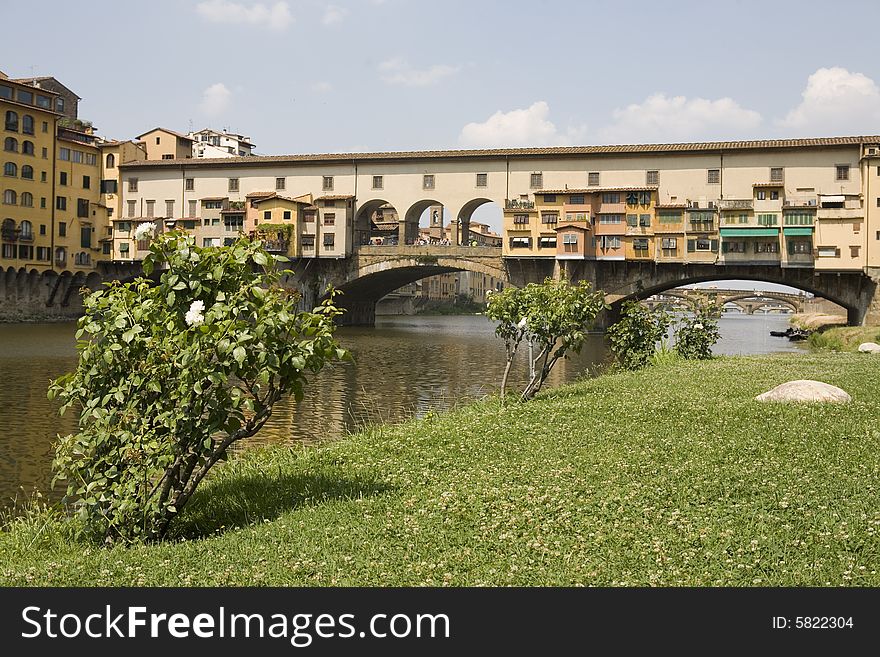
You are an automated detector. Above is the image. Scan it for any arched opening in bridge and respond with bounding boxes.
[355,199,401,246]
[456,198,503,248]
[417,204,451,244]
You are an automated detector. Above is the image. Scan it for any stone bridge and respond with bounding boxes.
[644,287,808,314]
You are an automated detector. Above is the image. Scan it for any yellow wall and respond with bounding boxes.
[55,137,105,270]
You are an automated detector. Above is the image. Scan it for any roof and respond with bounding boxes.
[245,191,275,198]
[9,76,70,97]
[753,182,785,187]
[250,193,310,205]
[554,223,591,231]
[200,196,228,201]
[314,194,355,201]
[117,135,880,170]
[654,203,688,209]
[136,127,195,142]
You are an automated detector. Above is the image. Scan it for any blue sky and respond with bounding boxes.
[2,0,879,153]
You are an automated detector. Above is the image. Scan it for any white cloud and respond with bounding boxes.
[311,81,333,93]
[200,83,232,117]
[195,0,293,30]
[322,4,348,25]
[458,101,586,148]
[778,67,880,135]
[379,58,460,87]
[598,94,762,143]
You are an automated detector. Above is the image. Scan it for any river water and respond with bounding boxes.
[0,312,805,508]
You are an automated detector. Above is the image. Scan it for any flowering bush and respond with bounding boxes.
[49,232,348,542]
[607,301,671,370]
[674,301,721,360]
[486,277,607,402]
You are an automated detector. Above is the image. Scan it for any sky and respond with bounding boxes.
[2,0,879,155]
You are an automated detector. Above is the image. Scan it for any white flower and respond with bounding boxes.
[185,300,205,326]
[693,322,704,330]
[134,222,157,241]
[517,317,528,330]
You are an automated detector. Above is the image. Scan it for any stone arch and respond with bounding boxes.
[720,292,800,313]
[403,198,444,244]
[355,198,401,245]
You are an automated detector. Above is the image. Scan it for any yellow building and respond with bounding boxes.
[136,127,194,161]
[622,189,656,260]
[1,74,60,269]
[249,193,309,257]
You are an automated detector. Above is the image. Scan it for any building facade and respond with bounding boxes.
[189,128,255,158]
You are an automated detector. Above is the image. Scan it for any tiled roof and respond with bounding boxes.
[251,193,310,205]
[117,136,880,169]
[753,181,785,187]
[315,194,355,200]
[654,203,688,209]
[245,191,275,198]
[135,127,195,142]
[200,196,228,201]
[536,186,658,195]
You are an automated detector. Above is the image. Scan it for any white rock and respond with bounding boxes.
[857,342,880,353]
[755,380,851,403]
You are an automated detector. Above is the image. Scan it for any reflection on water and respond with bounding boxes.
[0,312,804,507]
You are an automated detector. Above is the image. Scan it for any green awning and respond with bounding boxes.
[783,227,814,236]
[719,227,779,237]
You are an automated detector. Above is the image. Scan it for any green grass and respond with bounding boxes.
[808,326,880,352]
[2,353,879,586]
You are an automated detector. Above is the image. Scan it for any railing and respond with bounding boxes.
[783,197,817,208]
[261,239,289,252]
[718,199,753,210]
[1,229,17,242]
[505,199,535,210]
[18,232,33,243]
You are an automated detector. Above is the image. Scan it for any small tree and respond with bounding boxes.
[674,300,721,360]
[49,232,348,542]
[607,300,671,370]
[486,278,607,402]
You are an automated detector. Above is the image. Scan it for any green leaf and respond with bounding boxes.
[233,346,246,365]
[253,252,268,266]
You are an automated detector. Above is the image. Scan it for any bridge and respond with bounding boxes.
[644,287,808,314]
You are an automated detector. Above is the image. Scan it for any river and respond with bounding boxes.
[0,312,805,508]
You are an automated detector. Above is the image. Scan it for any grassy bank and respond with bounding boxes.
[2,353,878,586]
[807,325,880,352]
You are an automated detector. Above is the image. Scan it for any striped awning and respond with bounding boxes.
[719,227,778,237]
[783,227,813,236]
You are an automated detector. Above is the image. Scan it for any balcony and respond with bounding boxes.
[1,229,18,242]
[718,199,753,210]
[783,196,817,208]
[817,207,863,220]
[18,232,33,243]
[505,199,535,210]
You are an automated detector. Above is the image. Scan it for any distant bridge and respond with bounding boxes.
[643,287,807,314]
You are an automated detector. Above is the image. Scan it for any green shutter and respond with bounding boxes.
[787,240,795,255]
[627,214,638,226]
[687,239,696,253]
[710,239,719,252]
[721,241,730,253]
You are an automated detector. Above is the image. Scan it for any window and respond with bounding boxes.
[509,236,532,248]
[283,210,291,220]
[84,153,96,166]
[81,225,92,248]
[60,172,68,186]
[41,121,48,133]
[658,211,681,223]
[3,162,16,177]
[324,213,336,226]
[707,169,720,184]
[588,172,600,186]
[36,246,50,261]
[155,137,161,145]
[570,194,585,205]
[58,221,67,237]
[77,198,89,218]
[836,165,850,181]
[850,245,860,258]
[72,150,82,164]
[275,177,285,190]
[476,173,488,187]
[633,238,649,251]
[228,178,239,192]
[41,147,47,158]
[2,189,16,205]
[540,212,558,224]
[512,214,529,225]
[372,175,383,190]
[757,213,778,226]
[106,153,115,169]
[770,167,783,182]
[627,214,638,227]
[41,171,46,182]
[185,177,194,191]
[756,190,766,201]
[639,214,651,227]
[146,200,155,217]
[770,191,779,200]
[600,236,621,249]
[187,200,197,217]
[756,241,779,254]
[55,195,65,210]
[165,200,174,217]
[322,176,334,191]
[100,179,118,194]
[19,220,32,239]
[784,212,814,225]
[598,214,623,224]
[82,175,90,189]
[601,193,620,204]
[722,241,746,254]
[117,221,131,232]
[301,235,315,248]
[423,175,435,190]
[128,178,138,192]
[4,137,17,152]
[323,200,336,208]
[21,115,34,135]
[646,170,659,185]
[4,111,18,131]
[1,243,14,259]
[538,237,556,249]
[161,154,174,160]
[224,215,244,231]
[19,244,33,259]
[102,242,111,255]
[0,86,10,100]
[661,237,677,250]
[530,173,543,189]
[263,210,272,221]
[562,233,578,252]
[323,234,335,248]
[127,200,136,217]
[39,224,46,235]
[817,246,838,257]
[20,192,32,207]
[789,240,812,255]
[304,210,316,222]
[40,197,46,208]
